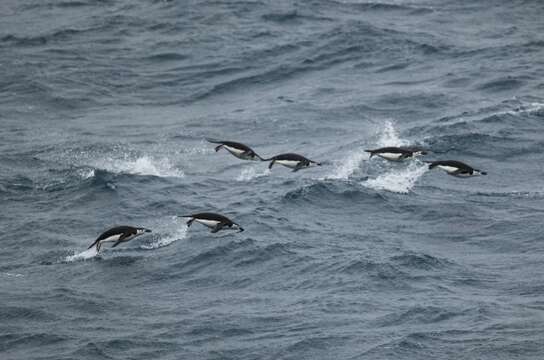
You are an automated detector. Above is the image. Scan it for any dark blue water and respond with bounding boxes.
[2,0,544,359]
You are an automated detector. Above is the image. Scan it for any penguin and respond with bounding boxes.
[179,212,244,233]
[88,226,152,252]
[365,146,427,161]
[267,153,322,172]
[206,138,264,161]
[427,160,487,177]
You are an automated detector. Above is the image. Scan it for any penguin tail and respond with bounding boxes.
[88,239,99,250]
[425,161,438,169]
[205,137,223,144]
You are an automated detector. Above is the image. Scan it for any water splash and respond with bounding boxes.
[375,120,410,148]
[324,120,410,180]
[236,166,270,181]
[323,150,368,180]
[140,217,188,250]
[91,155,184,178]
[65,246,98,262]
[362,162,428,194]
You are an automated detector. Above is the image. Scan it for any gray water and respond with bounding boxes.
[1,0,544,359]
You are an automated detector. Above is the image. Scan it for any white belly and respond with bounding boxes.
[276,160,301,168]
[195,219,221,228]
[99,234,122,243]
[438,165,460,173]
[377,153,404,161]
[224,145,245,156]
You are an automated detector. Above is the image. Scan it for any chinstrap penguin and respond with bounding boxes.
[88,226,152,252]
[180,212,244,233]
[206,138,264,161]
[365,146,427,161]
[427,160,487,177]
[267,153,322,172]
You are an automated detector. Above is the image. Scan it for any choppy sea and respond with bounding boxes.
[1,0,544,359]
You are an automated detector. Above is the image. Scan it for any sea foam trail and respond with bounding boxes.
[362,162,428,194]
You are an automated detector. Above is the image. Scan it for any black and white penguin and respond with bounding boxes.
[267,153,322,172]
[88,226,151,252]
[365,146,427,161]
[179,212,244,233]
[206,138,264,161]
[427,160,487,177]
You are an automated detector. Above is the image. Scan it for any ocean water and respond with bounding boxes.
[1,0,544,359]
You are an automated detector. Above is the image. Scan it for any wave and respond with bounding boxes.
[362,161,428,194]
[140,217,188,250]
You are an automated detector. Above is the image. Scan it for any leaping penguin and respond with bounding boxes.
[88,226,152,252]
[206,138,264,161]
[179,212,244,233]
[267,153,322,172]
[427,160,487,177]
[365,146,427,161]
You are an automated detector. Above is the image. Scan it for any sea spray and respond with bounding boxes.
[362,161,428,194]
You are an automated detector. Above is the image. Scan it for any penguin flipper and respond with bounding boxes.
[292,162,306,172]
[186,218,194,227]
[365,150,375,159]
[112,233,130,248]
[210,224,224,233]
[88,239,99,250]
[214,144,223,152]
[268,160,276,169]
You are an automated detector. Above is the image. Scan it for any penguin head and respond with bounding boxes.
[136,228,152,235]
[414,150,428,156]
[407,147,428,157]
[230,223,244,232]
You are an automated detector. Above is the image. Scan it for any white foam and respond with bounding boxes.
[362,162,428,194]
[507,101,544,115]
[236,166,270,181]
[76,168,95,179]
[65,246,98,262]
[91,155,184,178]
[140,217,188,250]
